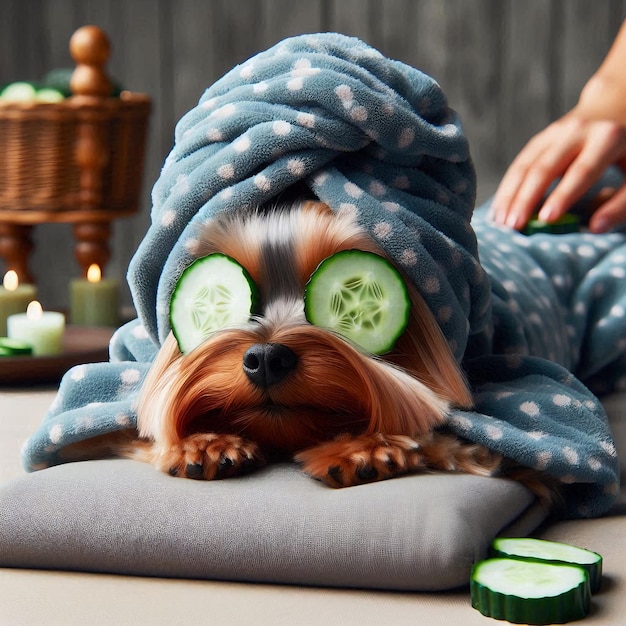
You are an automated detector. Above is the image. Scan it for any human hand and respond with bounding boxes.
[490,112,626,233]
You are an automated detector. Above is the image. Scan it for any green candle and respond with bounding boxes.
[7,301,65,356]
[70,264,119,327]
[0,271,37,335]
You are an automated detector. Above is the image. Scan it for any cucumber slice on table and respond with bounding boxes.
[0,338,33,356]
[170,253,258,354]
[304,250,410,355]
[491,537,603,594]
[471,558,591,625]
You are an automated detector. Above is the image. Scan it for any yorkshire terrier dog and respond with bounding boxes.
[132,197,550,499]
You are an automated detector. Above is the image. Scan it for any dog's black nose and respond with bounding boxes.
[242,343,298,388]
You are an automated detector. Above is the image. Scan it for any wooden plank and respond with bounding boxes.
[0,0,48,82]
[171,0,270,130]
[439,0,504,200]
[40,0,83,68]
[0,0,23,84]
[171,0,217,123]
[262,0,324,46]
[207,0,266,78]
[559,0,617,112]
[379,0,449,81]
[498,0,557,173]
[326,0,380,42]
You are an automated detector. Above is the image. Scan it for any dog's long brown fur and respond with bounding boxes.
[67,200,557,507]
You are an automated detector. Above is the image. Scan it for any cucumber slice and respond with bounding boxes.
[170,253,258,354]
[42,68,73,97]
[0,337,33,356]
[0,81,37,102]
[491,537,603,594]
[523,213,580,235]
[471,558,590,625]
[304,250,410,355]
[35,88,65,103]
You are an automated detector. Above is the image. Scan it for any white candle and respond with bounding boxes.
[0,271,37,336]
[7,301,65,356]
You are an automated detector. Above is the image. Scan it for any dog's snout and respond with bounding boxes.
[243,343,298,388]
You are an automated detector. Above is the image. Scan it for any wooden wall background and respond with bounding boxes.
[1,0,625,314]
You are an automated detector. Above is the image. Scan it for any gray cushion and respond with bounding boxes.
[0,459,543,590]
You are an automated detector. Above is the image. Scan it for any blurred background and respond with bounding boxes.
[1,0,624,315]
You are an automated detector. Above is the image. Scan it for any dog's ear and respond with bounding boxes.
[389,284,474,409]
[136,333,183,440]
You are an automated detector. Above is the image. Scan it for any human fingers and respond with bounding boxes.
[494,124,583,229]
[538,121,626,223]
[490,131,558,226]
[588,183,626,232]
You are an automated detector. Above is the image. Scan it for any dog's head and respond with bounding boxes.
[138,200,472,455]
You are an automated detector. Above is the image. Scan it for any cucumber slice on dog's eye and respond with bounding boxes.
[491,537,603,594]
[471,558,591,625]
[170,253,257,354]
[304,250,410,355]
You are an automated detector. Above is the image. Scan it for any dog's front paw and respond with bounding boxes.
[159,433,266,480]
[295,433,425,487]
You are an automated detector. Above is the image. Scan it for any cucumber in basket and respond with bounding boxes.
[0,81,38,102]
[304,249,410,355]
[471,558,591,625]
[491,537,603,594]
[170,253,258,354]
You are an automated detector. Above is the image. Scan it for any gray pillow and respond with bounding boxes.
[0,459,543,590]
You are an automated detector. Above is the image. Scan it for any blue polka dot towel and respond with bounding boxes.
[22,33,620,519]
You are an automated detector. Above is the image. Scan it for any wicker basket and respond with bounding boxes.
[0,26,151,222]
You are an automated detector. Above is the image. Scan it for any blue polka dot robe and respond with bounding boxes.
[22,34,620,519]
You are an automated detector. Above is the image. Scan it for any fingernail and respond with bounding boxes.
[505,213,518,229]
[590,216,610,233]
[538,203,555,222]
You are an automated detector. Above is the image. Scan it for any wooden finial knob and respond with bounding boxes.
[69,25,113,97]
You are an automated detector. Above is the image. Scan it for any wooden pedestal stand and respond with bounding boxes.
[0,26,151,283]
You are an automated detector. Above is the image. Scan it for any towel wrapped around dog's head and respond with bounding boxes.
[128,32,491,362]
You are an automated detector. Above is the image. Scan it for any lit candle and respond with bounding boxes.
[70,264,119,327]
[0,271,37,336]
[7,301,65,356]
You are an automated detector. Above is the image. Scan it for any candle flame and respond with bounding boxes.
[3,270,19,291]
[26,300,43,320]
[87,264,102,283]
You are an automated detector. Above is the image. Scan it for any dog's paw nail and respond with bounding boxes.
[328,465,342,480]
[186,463,204,479]
[356,465,378,481]
[168,467,179,476]
[217,456,235,477]
[328,465,341,478]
